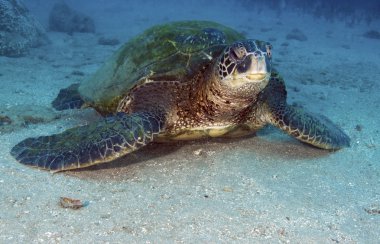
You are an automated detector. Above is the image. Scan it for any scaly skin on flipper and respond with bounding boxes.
[261,72,350,149]
[10,112,164,171]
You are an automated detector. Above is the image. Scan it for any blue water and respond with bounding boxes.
[1,0,379,242]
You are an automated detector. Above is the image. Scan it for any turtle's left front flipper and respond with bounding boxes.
[10,112,164,171]
[261,73,350,150]
[271,105,350,149]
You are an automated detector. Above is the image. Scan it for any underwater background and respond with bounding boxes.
[0,0,379,242]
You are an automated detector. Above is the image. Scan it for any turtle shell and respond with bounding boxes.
[78,20,245,114]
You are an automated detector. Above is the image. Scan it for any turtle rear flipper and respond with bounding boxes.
[272,105,350,149]
[52,83,85,110]
[10,112,163,171]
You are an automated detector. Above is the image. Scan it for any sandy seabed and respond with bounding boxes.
[0,1,379,243]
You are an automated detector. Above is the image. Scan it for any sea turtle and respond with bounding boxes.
[10,21,350,171]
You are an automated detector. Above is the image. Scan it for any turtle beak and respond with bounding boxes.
[246,52,270,81]
[234,52,271,83]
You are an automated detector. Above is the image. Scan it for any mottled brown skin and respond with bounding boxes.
[118,63,350,152]
[118,59,265,141]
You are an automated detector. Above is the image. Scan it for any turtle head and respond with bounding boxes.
[217,40,272,89]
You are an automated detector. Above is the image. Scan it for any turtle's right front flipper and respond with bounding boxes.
[52,83,85,110]
[10,112,164,172]
[271,105,350,149]
[260,72,350,150]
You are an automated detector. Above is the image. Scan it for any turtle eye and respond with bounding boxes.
[266,44,272,59]
[230,45,247,61]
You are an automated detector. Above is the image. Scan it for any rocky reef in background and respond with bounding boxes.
[241,0,380,26]
[0,0,48,57]
[49,2,95,35]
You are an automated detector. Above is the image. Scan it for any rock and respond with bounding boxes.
[97,37,120,46]
[281,42,289,47]
[59,197,88,209]
[0,0,48,57]
[363,30,380,40]
[49,2,95,34]
[286,28,308,42]
[364,204,380,215]
[0,105,61,134]
[71,70,85,76]
[0,115,12,126]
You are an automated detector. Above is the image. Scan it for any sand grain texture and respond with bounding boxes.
[0,0,379,243]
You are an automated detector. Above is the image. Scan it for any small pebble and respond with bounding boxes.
[71,70,85,76]
[223,186,233,192]
[355,124,363,131]
[363,30,380,40]
[0,115,12,126]
[98,37,120,46]
[193,149,203,156]
[364,205,380,215]
[286,28,308,42]
[59,197,88,209]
